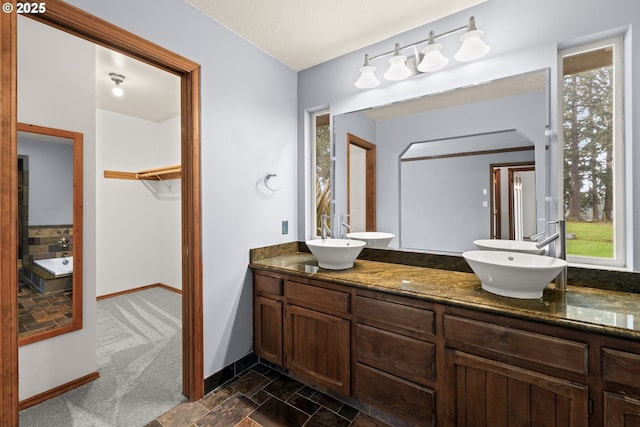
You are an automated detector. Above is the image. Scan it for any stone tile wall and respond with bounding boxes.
[25,224,73,265]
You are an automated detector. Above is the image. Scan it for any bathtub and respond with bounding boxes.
[34,256,73,277]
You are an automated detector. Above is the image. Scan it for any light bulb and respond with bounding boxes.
[384,56,410,81]
[454,29,490,62]
[417,43,449,72]
[112,85,124,97]
[355,54,380,89]
[355,65,380,89]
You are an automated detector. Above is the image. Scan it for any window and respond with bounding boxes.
[311,111,331,238]
[560,36,624,267]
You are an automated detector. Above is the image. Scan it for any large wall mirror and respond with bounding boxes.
[332,69,550,254]
[17,123,83,346]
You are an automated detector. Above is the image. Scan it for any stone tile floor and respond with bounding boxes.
[147,363,392,427]
[18,280,73,337]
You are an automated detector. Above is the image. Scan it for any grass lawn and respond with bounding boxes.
[565,220,613,258]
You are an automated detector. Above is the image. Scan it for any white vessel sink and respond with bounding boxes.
[306,238,366,270]
[463,250,567,299]
[346,232,394,248]
[473,239,545,255]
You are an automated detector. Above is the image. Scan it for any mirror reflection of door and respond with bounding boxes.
[491,163,535,240]
[17,123,83,346]
[347,133,376,232]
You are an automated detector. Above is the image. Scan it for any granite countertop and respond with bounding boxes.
[250,253,640,341]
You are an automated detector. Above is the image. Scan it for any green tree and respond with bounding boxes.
[563,65,613,223]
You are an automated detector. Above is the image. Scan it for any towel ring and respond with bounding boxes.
[263,172,281,192]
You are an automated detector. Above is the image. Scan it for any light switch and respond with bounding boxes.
[482,201,488,208]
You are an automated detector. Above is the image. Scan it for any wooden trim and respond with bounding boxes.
[97,283,182,301]
[136,166,181,180]
[18,371,99,411]
[104,164,182,181]
[17,123,84,348]
[2,1,205,416]
[181,66,204,400]
[346,133,377,231]
[0,2,18,424]
[491,169,501,239]
[401,145,534,163]
[24,1,198,75]
[103,170,138,180]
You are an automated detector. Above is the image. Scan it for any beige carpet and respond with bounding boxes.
[19,287,185,426]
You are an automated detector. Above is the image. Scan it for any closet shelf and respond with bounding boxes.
[103,165,181,181]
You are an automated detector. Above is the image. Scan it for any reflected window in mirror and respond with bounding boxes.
[17,123,83,346]
[560,36,625,268]
[312,111,330,237]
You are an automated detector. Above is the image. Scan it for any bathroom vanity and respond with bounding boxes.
[250,250,640,426]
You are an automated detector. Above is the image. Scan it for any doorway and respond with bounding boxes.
[0,2,203,422]
[490,163,536,240]
[347,133,376,232]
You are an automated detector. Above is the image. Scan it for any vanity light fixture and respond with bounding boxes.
[355,16,490,88]
[453,16,491,62]
[354,54,381,88]
[109,73,125,97]
[384,44,412,81]
[417,31,449,72]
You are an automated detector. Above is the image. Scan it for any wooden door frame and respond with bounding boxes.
[489,162,535,240]
[491,168,501,239]
[346,133,376,231]
[0,2,203,422]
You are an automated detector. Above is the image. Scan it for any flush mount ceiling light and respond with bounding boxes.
[109,72,125,97]
[355,16,490,89]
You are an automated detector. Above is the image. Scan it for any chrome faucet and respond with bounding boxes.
[535,219,567,292]
[321,214,332,239]
[529,230,546,241]
[341,214,353,239]
[341,221,353,236]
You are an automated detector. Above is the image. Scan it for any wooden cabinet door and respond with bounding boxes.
[285,304,350,395]
[604,392,640,426]
[254,295,283,365]
[445,350,589,427]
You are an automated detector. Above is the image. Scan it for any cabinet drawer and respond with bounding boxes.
[285,280,350,315]
[355,295,434,340]
[444,315,588,375]
[603,348,640,390]
[355,363,435,425]
[255,273,283,296]
[356,323,434,385]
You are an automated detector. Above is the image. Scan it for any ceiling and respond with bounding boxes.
[96,45,180,122]
[96,0,485,121]
[184,0,487,71]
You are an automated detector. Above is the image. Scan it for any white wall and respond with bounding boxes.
[401,150,535,252]
[349,145,366,232]
[298,0,640,270]
[17,16,97,401]
[65,0,298,378]
[96,109,181,295]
